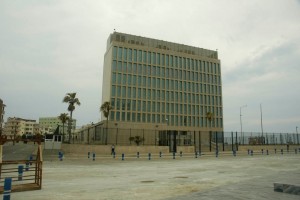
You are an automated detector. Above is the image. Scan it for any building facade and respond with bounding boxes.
[3,117,37,137]
[0,99,5,135]
[100,32,223,151]
[39,117,76,135]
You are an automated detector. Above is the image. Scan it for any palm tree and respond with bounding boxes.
[63,93,81,143]
[58,113,69,143]
[100,101,112,145]
[206,111,214,127]
[206,111,215,151]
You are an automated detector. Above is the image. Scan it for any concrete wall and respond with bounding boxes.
[61,144,195,155]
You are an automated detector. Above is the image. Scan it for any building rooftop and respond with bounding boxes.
[108,32,218,59]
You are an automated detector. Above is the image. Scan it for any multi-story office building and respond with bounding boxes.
[101,32,223,151]
[0,98,5,135]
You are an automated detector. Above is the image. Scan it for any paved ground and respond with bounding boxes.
[3,145,300,200]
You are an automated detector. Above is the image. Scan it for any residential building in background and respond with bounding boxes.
[99,32,223,151]
[3,117,36,137]
[39,117,76,135]
[0,98,5,135]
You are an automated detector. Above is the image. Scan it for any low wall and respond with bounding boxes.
[60,144,300,155]
[61,144,195,155]
[238,145,300,152]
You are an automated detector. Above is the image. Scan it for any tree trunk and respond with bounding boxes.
[68,111,73,144]
[105,118,108,145]
[62,123,65,143]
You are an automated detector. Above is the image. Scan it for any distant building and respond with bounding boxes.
[3,117,36,137]
[39,117,76,135]
[0,98,5,135]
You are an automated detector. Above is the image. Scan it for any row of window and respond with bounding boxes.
[111,98,222,116]
[112,47,220,74]
[112,75,222,95]
[112,62,221,83]
[111,86,222,105]
[110,111,223,128]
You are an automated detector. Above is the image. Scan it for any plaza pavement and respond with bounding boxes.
[7,148,300,200]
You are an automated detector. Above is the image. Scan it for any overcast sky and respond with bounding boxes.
[1,0,299,133]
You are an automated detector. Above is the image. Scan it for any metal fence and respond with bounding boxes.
[73,126,300,152]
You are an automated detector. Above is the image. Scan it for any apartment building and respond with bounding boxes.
[3,117,36,137]
[0,98,5,135]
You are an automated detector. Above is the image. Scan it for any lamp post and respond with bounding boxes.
[240,105,247,144]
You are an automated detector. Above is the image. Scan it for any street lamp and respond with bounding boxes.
[240,105,247,144]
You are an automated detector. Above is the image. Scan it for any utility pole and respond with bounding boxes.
[260,104,264,138]
[240,105,247,143]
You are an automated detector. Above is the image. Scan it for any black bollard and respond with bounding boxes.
[137,152,140,158]
[281,149,283,155]
[248,149,250,155]
[148,153,151,160]
[275,149,277,154]
[159,151,162,158]
[233,150,236,157]
[113,151,116,159]
[93,153,95,161]
[261,149,264,155]
[173,152,176,159]
[195,151,198,158]
[180,151,183,157]
[88,152,90,159]
[251,150,253,156]
[122,153,125,161]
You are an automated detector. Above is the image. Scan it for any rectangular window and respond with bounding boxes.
[138,50,142,62]
[122,74,127,85]
[122,86,126,98]
[166,55,169,66]
[142,113,146,122]
[117,86,121,97]
[113,46,117,59]
[137,100,141,111]
[127,88,131,98]
[118,47,122,60]
[128,63,132,73]
[147,101,151,112]
[127,112,131,121]
[112,61,117,71]
[128,49,132,61]
[143,51,147,63]
[133,49,137,62]
[116,112,120,121]
[138,88,141,98]
[112,85,116,97]
[111,73,117,84]
[120,100,125,111]
[142,101,146,112]
[127,99,131,110]
[124,48,127,61]
[152,102,156,112]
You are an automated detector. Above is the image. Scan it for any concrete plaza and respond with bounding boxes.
[8,149,300,200]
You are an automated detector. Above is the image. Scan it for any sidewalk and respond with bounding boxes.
[9,152,300,200]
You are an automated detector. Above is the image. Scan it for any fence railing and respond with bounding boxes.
[72,127,300,152]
